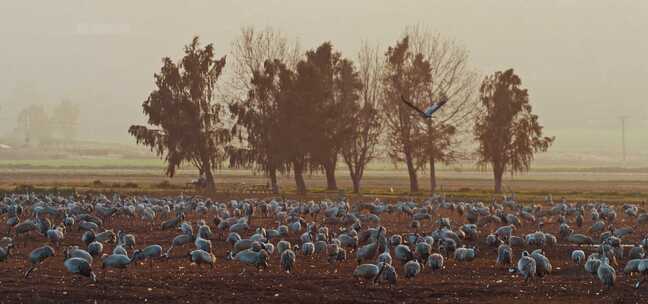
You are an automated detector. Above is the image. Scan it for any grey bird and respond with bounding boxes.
[401,94,448,119]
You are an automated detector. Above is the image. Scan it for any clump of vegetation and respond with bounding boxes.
[155,180,175,189]
[14,184,36,193]
[92,180,103,186]
[123,182,139,188]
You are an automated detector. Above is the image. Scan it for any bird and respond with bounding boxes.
[0,241,13,262]
[64,257,97,282]
[277,240,292,256]
[635,259,648,288]
[496,244,513,266]
[64,246,93,264]
[571,250,586,265]
[132,245,165,269]
[189,249,215,267]
[24,245,56,278]
[401,94,448,119]
[101,253,139,279]
[404,259,422,279]
[585,253,602,277]
[454,247,477,262]
[353,263,384,285]
[280,249,296,273]
[426,253,444,271]
[516,251,536,283]
[227,249,269,270]
[531,249,552,277]
[597,253,616,288]
[375,262,398,287]
[87,241,104,257]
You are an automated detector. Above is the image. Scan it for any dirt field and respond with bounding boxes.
[1,196,648,304]
[3,168,648,203]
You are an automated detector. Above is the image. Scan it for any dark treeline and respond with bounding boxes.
[130,26,553,194]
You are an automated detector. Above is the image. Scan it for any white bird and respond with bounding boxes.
[401,94,448,119]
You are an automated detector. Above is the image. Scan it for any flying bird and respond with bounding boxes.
[401,95,447,119]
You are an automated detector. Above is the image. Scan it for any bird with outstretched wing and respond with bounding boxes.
[401,95,447,119]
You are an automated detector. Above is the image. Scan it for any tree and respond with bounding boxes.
[226,26,300,100]
[341,43,383,193]
[229,59,286,193]
[382,27,479,193]
[17,104,51,146]
[277,60,312,194]
[227,27,299,192]
[405,26,479,193]
[474,69,554,193]
[128,37,230,193]
[301,42,358,191]
[272,42,360,194]
[382,36,432,192]
[420,120,457,192]
[51,100,80,143]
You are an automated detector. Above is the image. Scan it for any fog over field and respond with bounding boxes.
[0,0,647,166]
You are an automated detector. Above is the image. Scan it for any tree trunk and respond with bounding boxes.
[204,166,216,194]
[269,168,279,194]
[493,162,504,193]
[429,156,436,194]
[404,150,419,193]
[323,159,338,191]
[293,161,307,194]
[352,175,361,194]
[345,159,362,194]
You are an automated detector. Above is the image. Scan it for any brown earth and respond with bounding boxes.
[1,198,647,304]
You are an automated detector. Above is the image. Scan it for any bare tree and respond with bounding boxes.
[341,42,384,193]
[382,35,432,193]
[406,25,479,192]
[382,26,478,193]
[226,26,300,103]
[475,69,554,193]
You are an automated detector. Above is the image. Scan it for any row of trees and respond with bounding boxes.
[130,26,553,194]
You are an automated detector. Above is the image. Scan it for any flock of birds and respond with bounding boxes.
[2,192,648,293]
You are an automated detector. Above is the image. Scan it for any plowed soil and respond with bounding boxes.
[1,198,647,304]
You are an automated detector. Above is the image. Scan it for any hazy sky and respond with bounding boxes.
[0,0,646,158]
